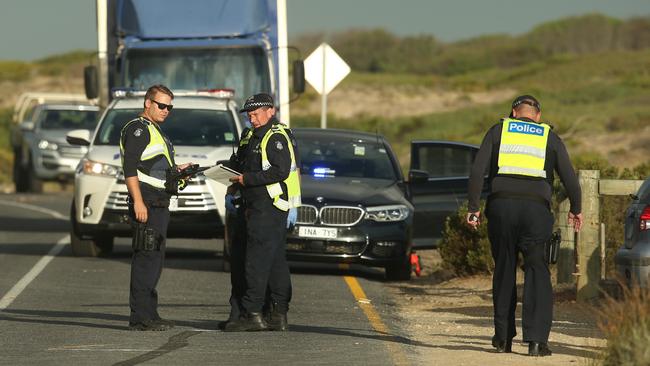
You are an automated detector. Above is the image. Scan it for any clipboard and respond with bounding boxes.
[203,164,241,186]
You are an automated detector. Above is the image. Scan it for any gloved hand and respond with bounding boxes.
[225,194,237,214]
[286,207,297,229]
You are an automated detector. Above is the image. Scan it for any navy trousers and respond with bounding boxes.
[486,197,554,343]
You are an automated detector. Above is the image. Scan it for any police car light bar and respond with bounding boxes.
[111,88,235,99]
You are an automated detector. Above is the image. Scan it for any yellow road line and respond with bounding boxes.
[343,275,410,366]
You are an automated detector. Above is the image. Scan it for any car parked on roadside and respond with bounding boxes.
[11,101,100,192]
[615,178,650,288]
[66,89,243,256]
[223,128,482,280]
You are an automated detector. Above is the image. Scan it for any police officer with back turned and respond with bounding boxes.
[120,84,191,331]
[224,93,301,332]
[466,95,583,356]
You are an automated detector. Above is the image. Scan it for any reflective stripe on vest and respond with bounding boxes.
[240,129,253,147]
[497,118,550,178]
[260,125,301,211]
[120,117,174,189]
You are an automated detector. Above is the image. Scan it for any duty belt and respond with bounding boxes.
[487,191,549,210]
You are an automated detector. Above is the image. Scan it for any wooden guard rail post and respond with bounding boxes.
[556,170,644,302]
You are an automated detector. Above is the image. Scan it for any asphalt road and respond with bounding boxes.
[0,192,415,366]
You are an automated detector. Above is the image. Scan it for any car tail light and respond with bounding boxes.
[640,206,650,231]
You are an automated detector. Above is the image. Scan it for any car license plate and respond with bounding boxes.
[298,226,337,239]
[169,197,178,211]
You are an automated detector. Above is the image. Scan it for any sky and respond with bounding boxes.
[0,0,648,60]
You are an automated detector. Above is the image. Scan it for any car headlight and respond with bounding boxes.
[38,139,58,150]
[365,205,409,222]
[81,158,120,177]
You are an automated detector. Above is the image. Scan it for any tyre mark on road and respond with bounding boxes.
[344,275,410,366]
[112,331,202,366]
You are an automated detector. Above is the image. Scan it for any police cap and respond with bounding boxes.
[511,94,541,112]
[239,93,275,113]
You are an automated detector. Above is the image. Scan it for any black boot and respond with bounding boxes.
[267,311,288,331]
[223,313,269,332]
[491,335,512,353]
[528,342,552,357]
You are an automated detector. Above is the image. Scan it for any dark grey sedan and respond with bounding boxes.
[615,178,650,288]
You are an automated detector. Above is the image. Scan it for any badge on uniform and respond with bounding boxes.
[134,128,143,137]
[276,140,283,150]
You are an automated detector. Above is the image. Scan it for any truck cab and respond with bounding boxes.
[85,0,304,121]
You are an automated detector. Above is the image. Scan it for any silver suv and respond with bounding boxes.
[12,102,100,192]
[616,178,650,287]
[67,90,243,256]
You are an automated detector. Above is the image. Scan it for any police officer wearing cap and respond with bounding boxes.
[466,95,583,356]
[223,93,301,332]
[120,84,191,331]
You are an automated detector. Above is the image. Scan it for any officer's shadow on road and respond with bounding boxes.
[0,307,226,331]
[423,332,603,358]
[0,308,129,331]
[289,324,436,349]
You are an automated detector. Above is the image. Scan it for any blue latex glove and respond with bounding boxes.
[225,194,237,214]
[286,207,297,229]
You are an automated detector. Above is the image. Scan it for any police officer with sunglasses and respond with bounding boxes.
[120,84,191,331]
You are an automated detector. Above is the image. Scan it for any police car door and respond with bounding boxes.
[408,141,485,248]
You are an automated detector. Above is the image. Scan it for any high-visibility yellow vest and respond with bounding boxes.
[240,128,253,147]
[260,124,301,211]
[120,117,174,190]
[497,118,551,178]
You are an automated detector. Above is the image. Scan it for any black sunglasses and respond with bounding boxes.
[150,99,173,111]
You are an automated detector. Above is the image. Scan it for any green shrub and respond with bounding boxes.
[438,202,493,276]
[596,283,650,366]
[0,61,31,82]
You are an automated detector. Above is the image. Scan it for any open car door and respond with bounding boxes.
[408,141,485,248]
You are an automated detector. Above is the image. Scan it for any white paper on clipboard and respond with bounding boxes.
[203,164,241,186]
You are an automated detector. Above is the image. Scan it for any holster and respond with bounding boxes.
[545,230,561,265]
[132,222,162,251]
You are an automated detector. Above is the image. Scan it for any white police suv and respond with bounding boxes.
[66,90,243,256]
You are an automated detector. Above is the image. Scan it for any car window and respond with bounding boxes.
[39,110,100,130]
[297,134,397,181]
[94,108,238,146]
[416,145,476,178]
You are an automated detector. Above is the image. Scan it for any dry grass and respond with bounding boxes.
[594,280,650,366]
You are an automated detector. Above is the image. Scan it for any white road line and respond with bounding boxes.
[0,235,70,310]
[0,199,70,311]
[0,199,68,221]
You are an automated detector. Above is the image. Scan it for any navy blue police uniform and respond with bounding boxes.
[121,116,176,329]
[467,96,581,356]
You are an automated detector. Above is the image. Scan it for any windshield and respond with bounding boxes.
[39,109,99,130]
[94,108,238,146]
[125,47,271,105]
[297,134,398,181]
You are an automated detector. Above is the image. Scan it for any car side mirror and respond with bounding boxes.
[292,60,305,94]
[20,121,35,131]
[408,169,429,183]
[66,129,91,146]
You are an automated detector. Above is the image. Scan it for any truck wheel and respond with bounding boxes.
[385,255,412,281]
[70,201,114,257]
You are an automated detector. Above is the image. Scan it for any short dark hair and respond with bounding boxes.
[144,84,174,108]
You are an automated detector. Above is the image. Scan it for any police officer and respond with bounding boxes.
[120,84,191,331]
[223,93,301,332]
[466,95,583,356]
[220,109,300,331]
